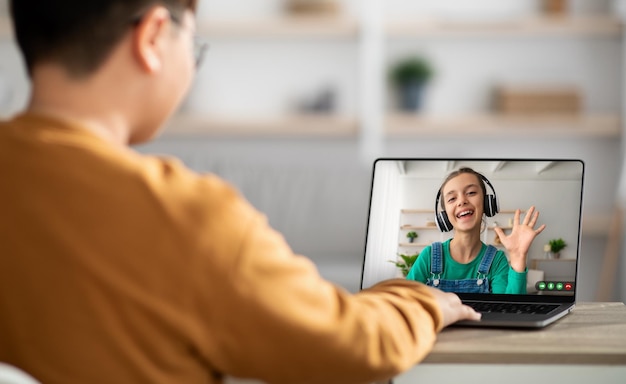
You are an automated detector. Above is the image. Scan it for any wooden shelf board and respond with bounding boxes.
[387,15,623,38]
[532,258,577,263]
[163,114,358,138]
[402,209,522,214]
[401,226,438,230]
[0,16,358,40]
[197,16,359,39]
[401,209,433,214]
[399,243,429,247]
[386,113,622,139]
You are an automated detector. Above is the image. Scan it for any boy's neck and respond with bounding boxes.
[27,64,132,146]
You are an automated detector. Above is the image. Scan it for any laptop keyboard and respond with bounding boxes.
[465,301,560,315]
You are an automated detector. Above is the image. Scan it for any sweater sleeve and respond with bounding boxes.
[198,206,444,384]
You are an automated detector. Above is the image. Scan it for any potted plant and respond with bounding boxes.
[389,56,434,111]
[548,238,567,259]
[406,231,418,243]
[388,253,419,277]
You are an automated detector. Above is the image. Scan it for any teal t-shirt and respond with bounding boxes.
[406,239,527,294]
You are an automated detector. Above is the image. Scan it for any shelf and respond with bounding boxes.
[2,14,618,40]
[0,16,358,40]
[399,242,504,249]
[163,113,358,138]
[399,243,429,247]
[197,16,359,39]
[532,258,577,263]
[387,15,623,38]
[386,113,622,139]
[401,225,438,230]
[495,210,526,214]
[401,225,513,231]
[401,209,433,214]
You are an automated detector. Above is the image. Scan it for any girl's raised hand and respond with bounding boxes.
[493,206,546,272]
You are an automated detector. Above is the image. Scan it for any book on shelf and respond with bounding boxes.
[285,0,341,16]
[494,84,582,115]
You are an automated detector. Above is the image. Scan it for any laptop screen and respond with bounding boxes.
[361,159,584,299]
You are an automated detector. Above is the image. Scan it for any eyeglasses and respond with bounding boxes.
[193,36,209,69]
[131,11,209,69]
[169,14,210,69]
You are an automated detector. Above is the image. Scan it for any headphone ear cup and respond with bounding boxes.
[484,194,499,217]
[436,211,453,232]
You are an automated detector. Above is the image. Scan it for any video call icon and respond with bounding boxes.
[535,281,574,291]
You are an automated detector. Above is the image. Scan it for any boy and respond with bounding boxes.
[0,1,480,383]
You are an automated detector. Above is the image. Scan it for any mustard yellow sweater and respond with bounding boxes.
[0,113,443,384]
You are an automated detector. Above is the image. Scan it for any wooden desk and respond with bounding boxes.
[390,303,626,384]
[423,302,626,365]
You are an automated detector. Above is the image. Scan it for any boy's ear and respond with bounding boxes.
[132,5,171,73]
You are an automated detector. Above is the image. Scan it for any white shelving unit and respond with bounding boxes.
[196,16,359,39]
[1,5,620,143]
[163,3,620,144]
[398,209,443,253]
[386,15,623,38]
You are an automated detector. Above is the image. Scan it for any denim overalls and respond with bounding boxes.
[426,242,497,294]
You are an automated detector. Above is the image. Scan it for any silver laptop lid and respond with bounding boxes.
[361,158,584,304]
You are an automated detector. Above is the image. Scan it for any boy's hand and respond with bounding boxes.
[425,286,481,327]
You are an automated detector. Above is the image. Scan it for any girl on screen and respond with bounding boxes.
[406,167,546,294]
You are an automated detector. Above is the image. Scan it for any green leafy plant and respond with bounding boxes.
[389,56,434,87]
[548,238,567,253]
[388,253,419,277]
[406,231,418,242]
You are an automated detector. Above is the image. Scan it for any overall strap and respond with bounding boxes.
[478,245,498,275]
[430,242,443,275]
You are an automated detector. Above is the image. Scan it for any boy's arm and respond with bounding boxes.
[203,212,444,384]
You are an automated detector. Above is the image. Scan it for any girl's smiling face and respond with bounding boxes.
[442,172,485,232]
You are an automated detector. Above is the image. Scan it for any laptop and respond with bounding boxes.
[360,158,584,328]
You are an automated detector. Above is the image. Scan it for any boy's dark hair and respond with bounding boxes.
[10,0,198,77]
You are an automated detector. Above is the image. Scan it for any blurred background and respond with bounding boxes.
[0,0,624,302]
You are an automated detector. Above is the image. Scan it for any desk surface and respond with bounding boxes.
[423,302,626,365]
